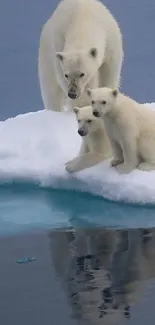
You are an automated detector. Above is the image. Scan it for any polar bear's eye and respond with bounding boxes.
[92,101,95,105]
[65,74,68,79]
[102,101,106,105]
[79,73,85,78]
[87,119,92,123]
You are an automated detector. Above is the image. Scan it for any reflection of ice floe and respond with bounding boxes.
[49,228,155,325]
[0,107,155,204]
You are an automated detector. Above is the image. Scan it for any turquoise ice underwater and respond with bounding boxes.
[2,184,155,236]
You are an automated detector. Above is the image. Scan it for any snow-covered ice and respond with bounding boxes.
[0,104,155,205]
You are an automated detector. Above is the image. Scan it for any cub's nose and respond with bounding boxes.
[78,129,86,137]
[93,110,100,117]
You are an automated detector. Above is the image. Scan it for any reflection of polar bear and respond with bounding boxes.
[65,106,111,173]
[38,0,123,112]
[88,87,155,174]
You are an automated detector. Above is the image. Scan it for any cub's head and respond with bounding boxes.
[87,87,118,117]
[56,48,98,100]
[73,105,102,137]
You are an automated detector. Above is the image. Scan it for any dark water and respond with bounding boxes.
[1,227,155,325]
[1,0,155,324]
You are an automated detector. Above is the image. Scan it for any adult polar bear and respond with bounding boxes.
[38,0,123,111]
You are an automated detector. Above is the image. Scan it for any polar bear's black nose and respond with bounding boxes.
[78,129,86,137]
[68,92,77,99]
[93,110,100,117]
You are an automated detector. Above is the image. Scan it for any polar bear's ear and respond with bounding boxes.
[87,89,92,97]
[89,48,97,58]
[73,107,79,114]
[112,89,118,98]
[56,52,64,61]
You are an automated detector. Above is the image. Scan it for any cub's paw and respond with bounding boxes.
[65,158,79,173]
[116,163,134,174]
[110,159,124,167]
[138,162,155,171]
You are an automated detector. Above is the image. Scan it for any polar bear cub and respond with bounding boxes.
[87,87,155,173]
[38,0,123,112]
[65,106,111,173]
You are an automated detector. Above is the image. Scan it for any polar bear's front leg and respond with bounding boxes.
[65,152,104,173]
[109,140,124,167]
[116,137,138,174]
[38,48,65,111]
[46,84,65,111]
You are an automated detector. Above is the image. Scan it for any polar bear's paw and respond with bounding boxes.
[65,158,80,173]
[110,158,124,167]
[116,163,134,174]
[138,162,155,171]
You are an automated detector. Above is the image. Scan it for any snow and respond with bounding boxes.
[0,105,155,205]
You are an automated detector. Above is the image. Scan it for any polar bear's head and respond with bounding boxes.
[56,48,98,100]
[87,87,118,117]
[73,105,103,137]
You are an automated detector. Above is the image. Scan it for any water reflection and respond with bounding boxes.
[49,228,155,324]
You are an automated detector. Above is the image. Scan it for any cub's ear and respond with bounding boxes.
[73,107,79,114]
[89,48,97,58]
[112,89,118,97]
[86,88,92,97]
[56,52,64,61]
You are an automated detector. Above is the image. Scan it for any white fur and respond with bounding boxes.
[65,105,111,172]
[38,0,123,111]
[88,87,155,174]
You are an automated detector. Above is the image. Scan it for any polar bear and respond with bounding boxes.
[65,105,111,172]
[87,87,155,174]
[38,0,123,112]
